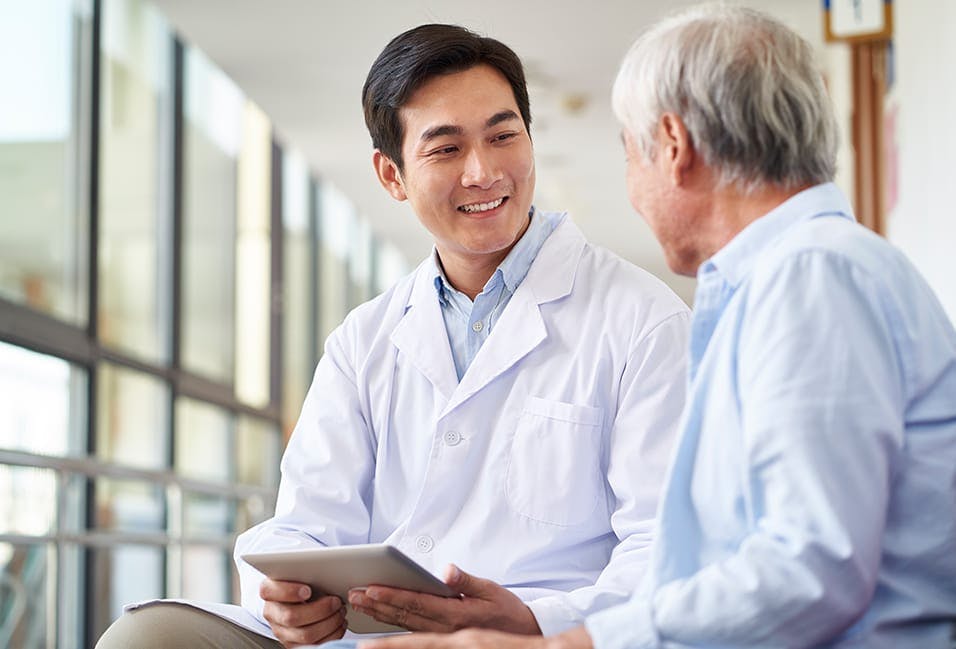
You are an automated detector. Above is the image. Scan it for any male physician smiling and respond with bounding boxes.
[95,23,690,649]
[372,64,537,303]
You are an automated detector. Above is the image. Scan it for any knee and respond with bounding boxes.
[95,604,200,649]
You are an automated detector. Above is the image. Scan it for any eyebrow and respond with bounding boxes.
[418,110,521,143]
[486,110,520,128]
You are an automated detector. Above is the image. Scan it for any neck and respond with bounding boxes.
[699,181,811,263]
[437,249,509,301]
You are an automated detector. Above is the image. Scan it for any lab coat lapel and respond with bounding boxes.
[442,218,586,416]
[389,259,459,401]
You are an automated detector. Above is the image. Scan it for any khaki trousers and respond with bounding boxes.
[95,602,283,649]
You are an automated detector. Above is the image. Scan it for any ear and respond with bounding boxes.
[657,113,694,186]
[373,150,407,201]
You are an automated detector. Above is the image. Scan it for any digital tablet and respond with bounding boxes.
[241,543,460,634]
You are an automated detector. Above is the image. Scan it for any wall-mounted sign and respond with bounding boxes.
[823,0,893,43]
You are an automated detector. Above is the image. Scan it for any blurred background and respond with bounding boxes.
[0,0,951,646]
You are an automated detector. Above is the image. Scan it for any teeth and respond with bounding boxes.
[460,197,504,214]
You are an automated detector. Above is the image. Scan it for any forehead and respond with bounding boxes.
[399,65,520,139]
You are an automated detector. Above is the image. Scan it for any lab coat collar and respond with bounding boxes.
[455,216,585,415]
[389,254,461,401]
[390,215,585,414]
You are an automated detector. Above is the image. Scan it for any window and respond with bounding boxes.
[180,48,242,386]
[96,363,169,469]
[234,103,272,408]
[0,0,91,326]
[0,342,86,458]
[0,0,400,645]
[317,182,353,346]
[97,0,173,362]
[174,397,232,483]
[0,344,88,647]
[281,149,312,436]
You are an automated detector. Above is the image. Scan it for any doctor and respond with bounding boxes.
[96,23,689,649]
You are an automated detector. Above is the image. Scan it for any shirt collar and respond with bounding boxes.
[432,205,558,302]
[700,182,855,288]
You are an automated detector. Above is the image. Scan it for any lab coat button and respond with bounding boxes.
[443,430,462,446]
[415,535,434,553]
[471,321,483,332]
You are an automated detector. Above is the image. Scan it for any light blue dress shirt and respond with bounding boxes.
[433,207,563,380]
[586,183,956,648]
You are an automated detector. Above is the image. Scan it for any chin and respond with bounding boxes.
[466,239,518,256]
[667,254,700,277]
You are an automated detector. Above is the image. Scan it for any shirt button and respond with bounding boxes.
[443,430,461,446]
[471,321,483,332]
[415,535,434,553]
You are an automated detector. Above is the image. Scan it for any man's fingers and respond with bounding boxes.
[263,595,344,631]
[351,598,443,632]
[274,610,347,647]
[314,616,349,644]
[443,564,490,598]
[360,586,427,614]
[259,577,312,603]
[350,590,454,632]
[269,602,347,647]
[360,586,459,618]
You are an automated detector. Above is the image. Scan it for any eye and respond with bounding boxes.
[492,132,518,143]
[428,145,458,156]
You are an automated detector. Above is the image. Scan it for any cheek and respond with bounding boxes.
[405,169,450,207]
[625,168,644,213]
[509,143,535,183]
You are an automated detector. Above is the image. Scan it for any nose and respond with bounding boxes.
[461,146,501,189]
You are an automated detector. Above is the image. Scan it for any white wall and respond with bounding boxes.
[883,0,956,323]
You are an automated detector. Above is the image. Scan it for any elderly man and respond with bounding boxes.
[96,22,690,649]
[361,5,956,649]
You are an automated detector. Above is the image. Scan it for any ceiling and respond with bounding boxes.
[150,0,824,304]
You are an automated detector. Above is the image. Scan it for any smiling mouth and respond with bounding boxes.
[458,197,507,214]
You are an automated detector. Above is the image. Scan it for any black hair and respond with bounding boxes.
[362,23,532,171]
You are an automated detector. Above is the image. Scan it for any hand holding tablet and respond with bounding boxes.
[242,543,460,633]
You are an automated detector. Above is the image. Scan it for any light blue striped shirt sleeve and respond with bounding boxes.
[586,183,956,648]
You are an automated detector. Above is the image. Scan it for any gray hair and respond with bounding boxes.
[612,4,838,192]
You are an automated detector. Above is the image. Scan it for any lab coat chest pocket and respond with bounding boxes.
[506,396,605,527]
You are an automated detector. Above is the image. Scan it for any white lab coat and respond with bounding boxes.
[131,216,689,639]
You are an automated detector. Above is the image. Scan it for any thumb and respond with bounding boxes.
[443,564,491,597]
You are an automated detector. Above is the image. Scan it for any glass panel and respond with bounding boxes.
[181,48,241,384]
[94,478,164,533]
[350,217,373,308]
[61,474,87,536]
[174,398,231,482]
[0,0,90,324]
[236,494,275,535]
[0,542,56,649]
[97,362,169,469]
[98,0,173,362]
[181,545,228,602]
[281,150,312,436]
[234,102,271,408]
[0,341,87,457]
[57,543,84,649]
[375,240,409,296]
[88,544,163,641]
[0,465,57,536]
[183,493,231,537]
[317,182,351,349]
[236,416,280,488]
